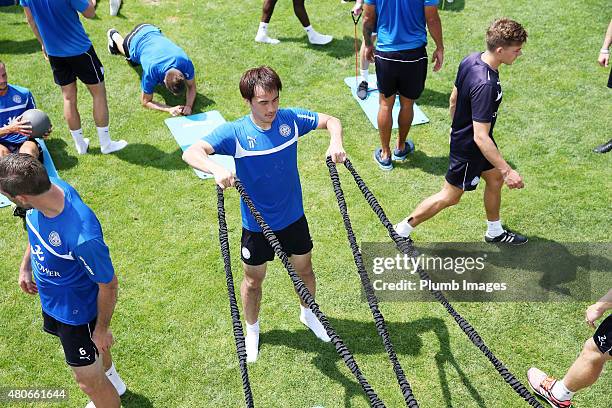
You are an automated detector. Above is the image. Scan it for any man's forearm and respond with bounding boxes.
[20,243,31,272]
[363,21,375,47]
[474,133,510,174]
[96,281,118,331]
[143,99,171,113]
[596,289,612,308]
[24,10,43,47]
[326,117,343,146]
[185,83,196,110]
[426,14,444,50]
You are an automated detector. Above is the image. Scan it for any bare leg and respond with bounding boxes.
[18,140,40,159]
[85,82,109,128]
[292,0,310,27]
[261,0,277,23]
[0,144,10,157]
[290,252,315,306]
[481,168,503,221]
[407,181,464,227]
[241,263,267,325]
[60,82,81,131]
[563,338,612,392]
[397,95,414,150]
[112,32,126,56]
[72,358,120,408]
[377,93,395,160]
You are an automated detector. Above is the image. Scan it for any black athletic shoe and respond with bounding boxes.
[357,80,368,100]
[484,228,528,245]
[107,29,120,55]
[593,139,612,154]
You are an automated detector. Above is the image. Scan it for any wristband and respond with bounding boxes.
[600,49,610,54]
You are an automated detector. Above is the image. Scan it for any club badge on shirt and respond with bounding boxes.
[279,124,291,137]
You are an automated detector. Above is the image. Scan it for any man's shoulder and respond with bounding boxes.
[3,84,32,103]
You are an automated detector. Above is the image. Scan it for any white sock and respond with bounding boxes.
[486,220,504,238]
[97,126,128,154]
[300,305,331,342]
[258,22,268,33]
[70,129,89,154]
[360,69,369,83]
[245,320,260,363]
[551,379,574,401]
[97,126,111,147]
[304,25,314,34]
[394,218,414,238]
[105,363,126,396]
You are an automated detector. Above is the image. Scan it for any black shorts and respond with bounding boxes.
[240,215,313,266]
[0,139,43,162]
[374,46,428,99]
[594,314,612,355]
[43,311,98,367]
[445,155,494,191]
[48,46,104,86]
[124,23,156,63]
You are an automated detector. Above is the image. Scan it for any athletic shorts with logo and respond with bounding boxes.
[374,46,428,99]
[48,45,104,86]
[241,215,313,266]
[123,23,153,64]
[0,139,42,161]
[594,314,612,355]
[43,311,98,367]
[445,154,494,191]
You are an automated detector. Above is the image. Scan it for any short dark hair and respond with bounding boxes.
[239,66,282,101]
[165,70,185,95]
[486,18,528,51]
[0,154,51,197]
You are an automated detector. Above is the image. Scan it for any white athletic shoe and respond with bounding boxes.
[300,308,331,342]
[75,138,90,155]
[245,332,260,363]
[307,30,333,45]
[255,31,280,45]
[100,140,128,154]
[110,0,121,16]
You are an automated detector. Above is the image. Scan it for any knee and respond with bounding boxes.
[75,374,104,396]
[244,275,264,291]
[63,92,77,107]
[581,338,608,363]
[0,145,9,157]
[485,173,504,190]
[441,193,461,207]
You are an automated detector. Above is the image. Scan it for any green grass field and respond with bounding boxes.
[1,0,611,407]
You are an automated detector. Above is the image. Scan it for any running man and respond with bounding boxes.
[21,0,127,154]
[183,66,346,362]
[0,154,126,408]
[107,24,197,116]
[394,19,529,245]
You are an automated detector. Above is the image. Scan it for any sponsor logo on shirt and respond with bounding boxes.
[31,245,45,261]
[48,231,62,247]
[12,94,22,104]
[33,259,61,277]
[79,256,95,276]
[247,135,257,149]
[279,124,291,137]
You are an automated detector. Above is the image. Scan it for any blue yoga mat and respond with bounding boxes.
[343,76,429,129]
[0,138,58,208]
[165,111,236,180]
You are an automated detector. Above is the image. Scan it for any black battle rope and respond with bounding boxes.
[216,186,255,408]
[232,180,386,408]
[327,157,419,408]
[338,159,544,408]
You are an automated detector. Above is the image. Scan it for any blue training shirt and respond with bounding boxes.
[0,84,36,145]
[20,0,92,58]
[203,108,319,232]
[450,52,503,161]
[364,0,439,51]
[26,178,115,325]
[127,25,195,95]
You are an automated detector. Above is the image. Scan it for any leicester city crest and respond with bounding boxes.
[279,124,291,137]
[49,231,62,247]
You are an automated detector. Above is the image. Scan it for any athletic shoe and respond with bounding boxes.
[527,367,573,407]
[484,228,528,245]
[593,139,612,153]
[300,309,331,342]
[109,0,121,16]
[357,80,368,100]
[255,31,280,44]
[100,140,128,154]
[373,148,393,171]
[391,140,415,161]
[307,30,333,45]
[107,29,120,55]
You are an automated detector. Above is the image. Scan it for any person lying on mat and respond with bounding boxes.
[106,24,196,117]
[0,61,50,160]
[183,66,346,363]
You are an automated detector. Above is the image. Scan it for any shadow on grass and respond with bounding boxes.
[393,150,448,176]
[419,88,451,109]
[127,64,216,113]
[121,389,153,408]
[277,35,356,59]
[0,4,20,13]
[45,137,79,172]
[0,38,40,55]
[112,143,186,170]
[439,0,465,12]
[262,317,486,408]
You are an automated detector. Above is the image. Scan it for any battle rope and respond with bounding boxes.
[327,157,419,408]
[219,180,386,407]
[338,158,544,408]
[216,186,254,407]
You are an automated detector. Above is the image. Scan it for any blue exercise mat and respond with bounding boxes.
[343,76,429,129]
[0,138,58,208]
[165,111,236,180]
